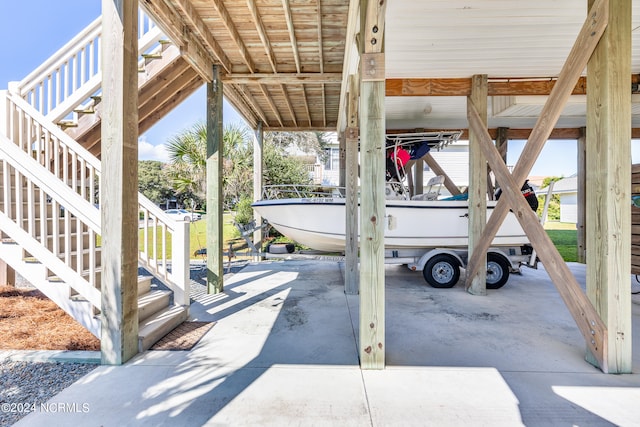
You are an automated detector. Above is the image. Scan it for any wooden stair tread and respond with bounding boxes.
[138,305,189,352]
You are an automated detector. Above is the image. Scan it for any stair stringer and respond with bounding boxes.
[0,217,101,337]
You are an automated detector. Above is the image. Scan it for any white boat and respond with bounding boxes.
[252,194,529,252]
[252,131,530,253]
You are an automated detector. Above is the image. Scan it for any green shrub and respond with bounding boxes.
[234,197,254,225]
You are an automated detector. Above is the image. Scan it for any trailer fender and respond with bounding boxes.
[409,249,465,272]
[487,248,515,270]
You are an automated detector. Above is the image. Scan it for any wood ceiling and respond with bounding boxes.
[142,1,640,135]
[141,0,349,131]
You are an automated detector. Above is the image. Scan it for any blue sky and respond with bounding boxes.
[0,1,246,162]
[1,1,637,176]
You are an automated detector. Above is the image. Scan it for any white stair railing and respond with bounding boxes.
[1,90,190,308]
[14,10,164,124]
[0,134,102,337]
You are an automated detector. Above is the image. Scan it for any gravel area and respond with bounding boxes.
[0,360,97,426]
[0,260,251,426]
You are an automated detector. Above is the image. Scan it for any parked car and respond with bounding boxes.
[163,209,201,222]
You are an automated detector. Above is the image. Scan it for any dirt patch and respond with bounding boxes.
[0,286,100,351]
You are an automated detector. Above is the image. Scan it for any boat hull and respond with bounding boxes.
[252,198,530,252]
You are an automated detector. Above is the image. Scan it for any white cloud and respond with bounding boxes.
[138,136,169,162]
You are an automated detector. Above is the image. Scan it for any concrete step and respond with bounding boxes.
[138,275,152,295]
[138,289,171,322]
[138,304,188,352]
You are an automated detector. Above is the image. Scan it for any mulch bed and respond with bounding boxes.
[0,286,100,351]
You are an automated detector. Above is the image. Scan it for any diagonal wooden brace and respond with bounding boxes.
[468,101,608,372]
[464,0,609,286]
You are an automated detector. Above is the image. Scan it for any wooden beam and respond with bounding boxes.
[467,99,607,372]
[577,127,587,263]
[208,0,282,131]
[422,153,461,196]
[100,0,139,365]
[414,159,424,196]
[491,127,509,199]
[316,0,326,127]
[406,162,415,195]
[140,0,185,50]
[138,61,200,115]
[282,0,302,73]
[280,84,297,126]
[259,85,284,127]
[227,84,268,127]
[317,0,325,73]
[172,0,232,74]
[465,0,609,292]
[139,74,203,134]
[359,0,386,370]
[387,74,640,97]
[585,0,632,374]
[140,0,216,81]
[247,0,279,73]
[387,76,591,97]
[253,122,264,261]
[495,127,508,160]
[339,131,346,189]
[262,125,336,132]
[180,37,215,83]
[210,0,256,73]
[344,75,359,294]
[388,128,588,141]
[467,74,488,295]
[206,65,224,294]
[336,0,360,133]
[301,85,312,127]
[321,85,327,128]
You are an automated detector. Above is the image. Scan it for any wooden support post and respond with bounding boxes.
[467,75,488,295]
[406,161,415,196]
[0,259,15,286]
[463,1,611,367]
[464,0,608,289]
[586,0,632,373]
[359,0,386,369]
[339,131,346,190]
[414,158,424,196]
[253,121,264,261]
[423,153,461,196]
[207,65,224,294]
[577,127,586,263]
[345,74,359,295]
[491,127,509,199]
[468,100,607,371]
[100,0,139,365]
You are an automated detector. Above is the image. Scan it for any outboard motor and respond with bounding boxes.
[495,179,539,211]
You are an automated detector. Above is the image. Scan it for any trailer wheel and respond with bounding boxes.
[423,254,461,288]
[486,253,510,289]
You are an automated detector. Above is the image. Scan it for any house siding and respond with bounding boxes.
[559,193,578,223]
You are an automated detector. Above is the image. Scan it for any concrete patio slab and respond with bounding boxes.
[14,260,640,426]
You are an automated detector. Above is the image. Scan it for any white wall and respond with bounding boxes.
[425,140,470,187]
[559,193,577,223]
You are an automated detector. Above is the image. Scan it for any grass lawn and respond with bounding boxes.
[543,222,577,262]
[138,212,244,260]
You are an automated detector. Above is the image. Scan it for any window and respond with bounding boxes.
[324,147,340,171]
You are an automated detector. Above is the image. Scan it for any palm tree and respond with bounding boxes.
[166,121,252,208]
[166,122,207,204]
[167,124,324,211]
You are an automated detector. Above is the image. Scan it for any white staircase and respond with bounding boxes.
[0,10,192,352]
